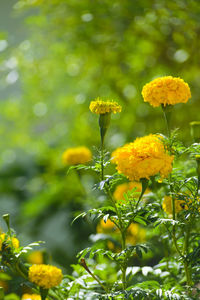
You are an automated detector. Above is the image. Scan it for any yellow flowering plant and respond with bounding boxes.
[1,78,200,299]
[65,78,200,299]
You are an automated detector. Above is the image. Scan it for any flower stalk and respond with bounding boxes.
[40,288,49,300]
[162,104,173,138]
[162,104,193,287]
[80,258,108,293]
[99,113,111,181]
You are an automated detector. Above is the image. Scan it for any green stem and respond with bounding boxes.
[121,230,127,290]
[99,113,111,181]
[162,104,173,138]
[76,170,87,197]
[162,105,187,278]
[171,231,184,259]
[184,222,190,255]
[40,288,49,300]
[197,175,200,196]
[184,261,192,286]
[162,105,193,286]
[15,261,28,280]
[100,139,104,181]
[169,176,176,221]
[183,221,192,286]
[80,259,108,293]
[104,185,127,289]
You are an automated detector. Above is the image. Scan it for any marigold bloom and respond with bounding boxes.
[22,294,41,300]
[126,223,146,245]
[89,98,122,114]
[28,264,63,289]
[0,233,19,250]
[112,134,174,181]
[162,196,186,215]
[163,195,200,215]
[96,219,119,234]
[27,251,43,265]
[62,146,92,165]
[142,76,191,107]
[113,182,150,202]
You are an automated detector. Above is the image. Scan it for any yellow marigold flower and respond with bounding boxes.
[62,146,92,165]
[163,196,186,215]
[27,251,43,265]
[113,182,150,202]
[96,219,119,234]
[0,233,19,250]
[112,134,174,181]
[89,98,122,114]
[107,241,115,251]
[22,294,41,300]
[28,264,63,289]
[126,223,146,245]
[162,195,200,215]
[142,76,191,107]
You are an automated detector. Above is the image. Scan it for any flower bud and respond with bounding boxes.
[99,113,111,145]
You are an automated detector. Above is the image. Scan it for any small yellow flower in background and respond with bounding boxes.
[62,146,92,165]
[112,134,174,181]
[27,251,43,265]
[89,98,122,114]
[126,223,146,246]
[28,264,63,289]
[22,294,41,300]
[142,76,191,107]
[163,196,186,215]
[113,182,150,202]
[0,233,19,250]
[163,195,200,215]
[96,219,119,234]
[107,241,116,251]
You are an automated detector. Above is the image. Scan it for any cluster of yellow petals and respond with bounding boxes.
[163,195,200,215]
[126,223,146,245]
[22,294,41,300]
[113,182,150,202]
[28,264,63,289]
[142,76,191,107]
[96,219,118,234]
[62,146,92,165]
[0,233,19,250]
[89,98,122,114]
[27,251,43,265]
[162,196,186,215]
[112,134,174,181]
[96,219,145,246]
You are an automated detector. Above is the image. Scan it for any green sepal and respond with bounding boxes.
[99,113,111,145]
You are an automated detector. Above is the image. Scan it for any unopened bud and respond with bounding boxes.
[99,113,111,146]
[3,214,10,232]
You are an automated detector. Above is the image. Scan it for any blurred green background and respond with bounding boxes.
[0,0,200,274]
